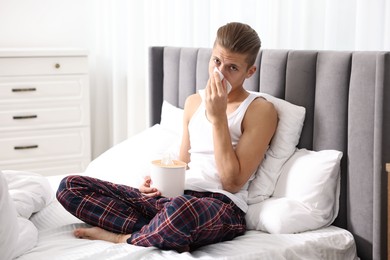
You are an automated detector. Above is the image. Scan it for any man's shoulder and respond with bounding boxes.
[185,92,202,107]
[246,96,278,125]
[183,93,202,118]
[251,96,277,113]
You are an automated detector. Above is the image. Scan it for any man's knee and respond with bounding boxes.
[167,196,200,212]
[56,176,70,199]
[56,175,83,202]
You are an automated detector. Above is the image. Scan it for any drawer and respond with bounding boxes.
[0,128,91,163]
[0,56,88,76]
[0,102,89,130]
[0,158,90,176]
[0,75,88,103]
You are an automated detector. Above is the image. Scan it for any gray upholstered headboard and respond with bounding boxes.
[148,46,390,260]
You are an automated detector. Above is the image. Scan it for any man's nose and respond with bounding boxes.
[218,65,227,75]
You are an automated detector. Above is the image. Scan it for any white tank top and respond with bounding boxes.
[184,89,258,212]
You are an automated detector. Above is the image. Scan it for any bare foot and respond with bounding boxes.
[74,227,131,243]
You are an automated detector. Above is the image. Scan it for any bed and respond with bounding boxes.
[1,47,389,260]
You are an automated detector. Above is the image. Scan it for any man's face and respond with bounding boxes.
[209,44,254,90]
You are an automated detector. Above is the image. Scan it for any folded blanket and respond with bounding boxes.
[0,171,19,260]
[0,170,54,260]
[5,170,54,219]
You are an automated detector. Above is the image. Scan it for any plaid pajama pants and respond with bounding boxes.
[56,175,246,251]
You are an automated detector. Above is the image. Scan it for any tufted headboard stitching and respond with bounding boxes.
[148,46,390,260]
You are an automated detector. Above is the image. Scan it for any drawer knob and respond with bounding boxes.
[14,145,39,150]
[13,115,38,120]
[55,63,61,69]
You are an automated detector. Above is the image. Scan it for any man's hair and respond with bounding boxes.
[214,22,261,67]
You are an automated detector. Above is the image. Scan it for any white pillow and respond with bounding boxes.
[160,100,184,135]
[246,148,342,233]
[84,124,180,188]
[84,101,183,189]
[247,92,306,204]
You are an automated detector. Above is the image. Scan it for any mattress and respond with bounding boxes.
[13,174,359,260]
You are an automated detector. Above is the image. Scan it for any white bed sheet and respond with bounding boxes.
[15,173,359,260]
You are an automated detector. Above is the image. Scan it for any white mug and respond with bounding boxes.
[150,159,187,198]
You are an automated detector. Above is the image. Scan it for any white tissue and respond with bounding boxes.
[214,67,232,93]
[161,152,174,165]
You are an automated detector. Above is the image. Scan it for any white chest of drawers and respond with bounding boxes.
[0,49,91,176]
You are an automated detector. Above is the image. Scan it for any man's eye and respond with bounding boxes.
[214,59,221,65]
[230,66,238,71]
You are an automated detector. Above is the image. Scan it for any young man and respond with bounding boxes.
[57,22,277,252]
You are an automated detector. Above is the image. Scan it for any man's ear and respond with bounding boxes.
[246,65,257,78]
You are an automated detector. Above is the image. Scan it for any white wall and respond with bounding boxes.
[0,1,90,48]
[1,0,389,160]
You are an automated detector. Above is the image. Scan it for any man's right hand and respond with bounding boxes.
[139,176,161,197]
